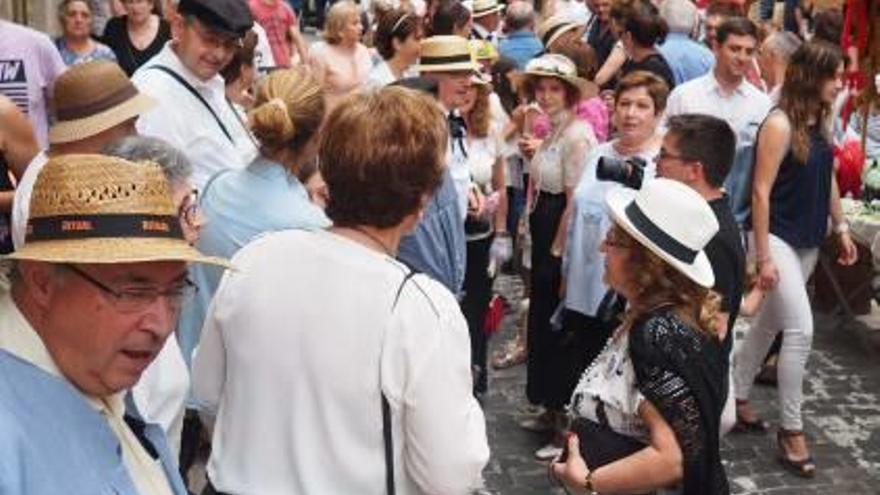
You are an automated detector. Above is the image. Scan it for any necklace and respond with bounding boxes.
[351,226,396,257]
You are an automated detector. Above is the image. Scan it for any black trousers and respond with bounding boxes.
[461,234,494,395]
[525,192,567,409]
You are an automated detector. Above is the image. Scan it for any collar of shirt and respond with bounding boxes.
[473,23,493,40]
[707,70,749,99]
[0,292,62,378]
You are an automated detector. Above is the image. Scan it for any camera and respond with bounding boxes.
[596,156,646,190]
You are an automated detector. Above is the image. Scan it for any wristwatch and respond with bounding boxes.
[584,470,599,494]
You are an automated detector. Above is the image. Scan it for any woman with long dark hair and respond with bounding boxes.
[734,41,858,478]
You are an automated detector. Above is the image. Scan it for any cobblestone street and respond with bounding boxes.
[483,275,880,494]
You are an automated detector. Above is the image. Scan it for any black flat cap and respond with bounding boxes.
[178,0,253,37]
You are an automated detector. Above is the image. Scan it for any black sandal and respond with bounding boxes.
[732,400,770,434]
[777,429,816,478]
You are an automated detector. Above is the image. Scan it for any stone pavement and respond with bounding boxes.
[482,274,880,494]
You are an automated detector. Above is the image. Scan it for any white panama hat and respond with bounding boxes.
[604,178,719,288]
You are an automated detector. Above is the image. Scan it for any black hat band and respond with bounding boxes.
[26,214,184,242]
[55,83,139,122]
[624,202,697,263]
[542,23,571,46]
[420,53,473,66]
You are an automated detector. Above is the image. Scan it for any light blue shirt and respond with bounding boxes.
[177,156,330,367]
[563,142,658,316]
[499,30,545,70]
[399,169,466,295]
[657,33,715,86]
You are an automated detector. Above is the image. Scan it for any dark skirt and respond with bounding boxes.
[526,192,568,408]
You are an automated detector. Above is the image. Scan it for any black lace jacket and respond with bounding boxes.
[628,310,730,495]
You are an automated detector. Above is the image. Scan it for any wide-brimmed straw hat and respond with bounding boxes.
[471,0,504,17]
[512,53,598,99]
[5,154,229,267]
[48,61,156,145]
[605,178,718,288]
[416,35,481,73]
[537,15,582,48]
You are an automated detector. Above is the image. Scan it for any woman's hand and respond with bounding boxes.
[837,231,858,266]
[552,434,590,493]
[518,136,542,160]
[757,258,780,291]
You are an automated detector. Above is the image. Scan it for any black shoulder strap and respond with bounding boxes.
[382,268,419,495]
[148,65,235,144]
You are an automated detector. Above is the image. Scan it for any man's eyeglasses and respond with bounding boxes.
[63,264,197,314]
[186,17,243,52]
[654,148,693,164]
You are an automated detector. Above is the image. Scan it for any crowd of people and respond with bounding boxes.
[0,0,876,493]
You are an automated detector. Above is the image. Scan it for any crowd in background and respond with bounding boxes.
[0,0,877,493]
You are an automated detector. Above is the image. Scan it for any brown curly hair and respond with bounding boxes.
[611,225,721,339]
[465,83,492,138]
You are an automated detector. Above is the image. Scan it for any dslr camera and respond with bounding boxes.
[596,156,646,190]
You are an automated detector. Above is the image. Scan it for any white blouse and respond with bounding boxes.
[529,116,597,194]
[192,229,489,494]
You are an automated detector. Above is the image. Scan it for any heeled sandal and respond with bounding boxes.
[732,400,770,434]
[777,429,816,478]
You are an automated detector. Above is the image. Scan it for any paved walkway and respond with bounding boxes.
[483,275,880,494]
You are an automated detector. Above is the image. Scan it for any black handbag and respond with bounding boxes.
[567,417,646,470]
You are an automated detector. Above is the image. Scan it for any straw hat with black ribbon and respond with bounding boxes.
[48,61,156,145]
[537,14,582,49]
[605,178,718,288]
[512,53,598,100]
[471,0,504,18]
[415,35,481,73]
[5,154,229,268]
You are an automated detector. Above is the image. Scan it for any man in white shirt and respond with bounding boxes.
[133,0,258,192]
[665,17,771,223]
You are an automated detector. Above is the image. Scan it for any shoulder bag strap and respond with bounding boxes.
[148,65,235,144]
[381,268,420,495]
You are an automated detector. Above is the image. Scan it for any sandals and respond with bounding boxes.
[732,400,770,434]
[777,429,816,478]
[491,343,526,369]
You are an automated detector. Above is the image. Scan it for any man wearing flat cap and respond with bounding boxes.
[0,154,228,494]
[133,0,258,192]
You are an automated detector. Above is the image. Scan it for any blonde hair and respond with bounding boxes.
[466,83,492,138]
[612,225,721,338]
[323,1,360,44]
[248,67,326,160]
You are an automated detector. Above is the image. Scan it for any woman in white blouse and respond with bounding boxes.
[192,87,489,494]
[459,74,510,397]
[515,53,598,460]
[364,9,422,90]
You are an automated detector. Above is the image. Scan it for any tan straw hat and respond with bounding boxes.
[415,35,481,73]
[471,0,504,17]
[537,14,581,48]
[513,53,598,99]
[48,61,156,145]
[5,154,229,267]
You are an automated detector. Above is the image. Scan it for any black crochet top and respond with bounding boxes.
[628,309,730,495]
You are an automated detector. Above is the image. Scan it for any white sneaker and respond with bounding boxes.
[534,443,563,461]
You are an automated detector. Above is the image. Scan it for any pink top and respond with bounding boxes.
[307,41,373,110]
[575,97,610,143]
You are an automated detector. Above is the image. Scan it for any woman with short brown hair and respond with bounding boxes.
[193,86,490,493]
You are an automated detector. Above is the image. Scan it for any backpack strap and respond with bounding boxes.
[147,65,234,144]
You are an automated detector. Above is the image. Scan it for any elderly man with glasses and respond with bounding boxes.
[0,154,228,494]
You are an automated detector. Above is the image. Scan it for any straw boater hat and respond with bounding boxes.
[5,154,229,267]
[537,14,581,49]
[48,61,156,145]
[605,178,718,288]
[415,35,481,73]
[471,0,504,17]
[513,53,598,99]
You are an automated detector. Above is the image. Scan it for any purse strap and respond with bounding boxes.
[382,268,419,495]
[148,65,235,144]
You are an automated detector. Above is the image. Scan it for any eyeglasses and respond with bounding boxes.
[654,148,692,164]
[63,264,197,314]
[178,188,200,229]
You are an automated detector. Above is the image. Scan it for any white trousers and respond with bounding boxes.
[734,233,818,431]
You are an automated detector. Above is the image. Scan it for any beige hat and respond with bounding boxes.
[6,154,229,267]
[471,0,504,17]
[537,15,582,48]
[48,61,156,145]
[415,36,481,73]
[512,53,598,99]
